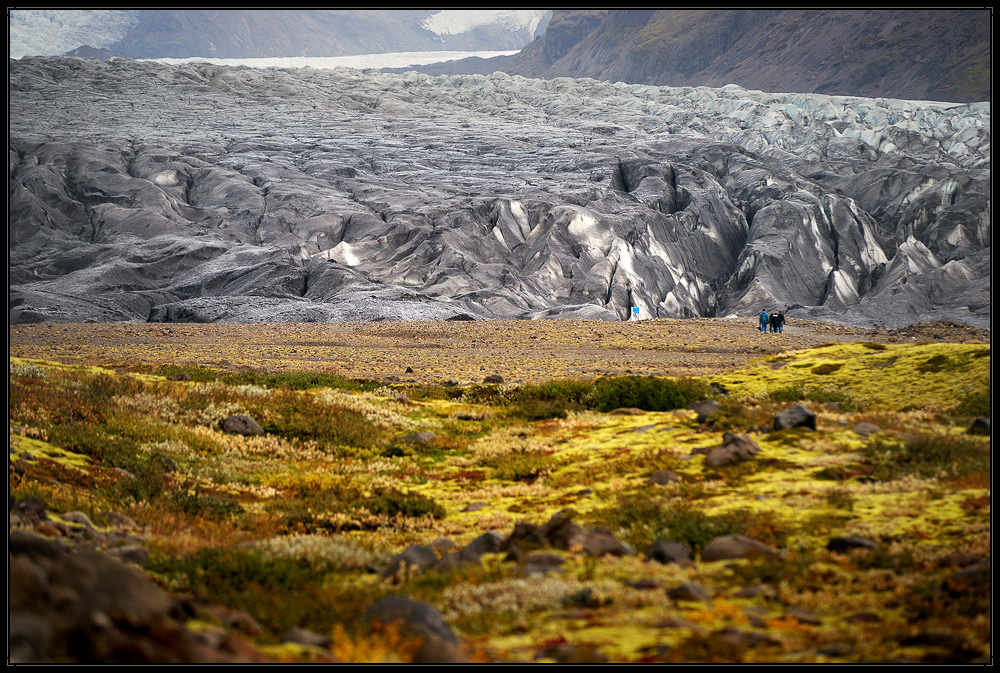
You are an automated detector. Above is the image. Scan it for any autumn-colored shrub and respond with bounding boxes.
[952,390,990,418]
[860,433,989,481]
[589,494,789,553]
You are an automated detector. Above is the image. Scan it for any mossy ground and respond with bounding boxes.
[8,320,991,663]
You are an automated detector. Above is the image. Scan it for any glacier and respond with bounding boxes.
[8,57,990,328]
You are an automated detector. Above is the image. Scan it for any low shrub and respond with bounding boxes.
[281,485,445,532]
[591,376,707,412]
[860,433,990,482]
[146,546,340,635]
[479,449,556,482]
[508,400,570,421]
[952,390,990,418]
[223,371,380,392]
[589,494,789,553]
[705,400,771,433]
[260,391,384,450]
[170,488,244,519]
[804,388,859,411]
[769,386,805,403]
[514,376,706,414]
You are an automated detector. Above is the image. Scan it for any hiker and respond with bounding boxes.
[759,309,770,333]
[776,311,785,333]
[769,311,779,333]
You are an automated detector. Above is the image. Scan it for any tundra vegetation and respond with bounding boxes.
[8,321,990,663]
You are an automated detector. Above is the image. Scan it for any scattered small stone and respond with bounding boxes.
[564,587,608,609]
[826,535,878,553]
[483,374,504,384]
[459,502,488,513]
[626,578,661,590]
[846,611,882,624]
[713,627,782,648]
[785,606,821,625]
[402,432,437,445]
[534,641,608,663]
[817,643,855,657]
[282,627,331,649]
[648,470,681,485]
[852,422,881,437]
[667,582,712,602]
[609,407,644,415]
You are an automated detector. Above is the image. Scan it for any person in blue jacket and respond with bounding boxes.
[759,309,770,333]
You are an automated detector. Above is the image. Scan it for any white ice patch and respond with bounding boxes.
[153,170,180,187]
[420,10,548,36]
[326,241,360,267]
[559,205,613,255]
[829,269,859,305]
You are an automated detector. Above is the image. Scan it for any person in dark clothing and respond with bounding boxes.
[769,311,779,333]
[776,311,785,333]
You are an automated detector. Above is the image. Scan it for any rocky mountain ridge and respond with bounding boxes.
[8,57,991,328]
[500,10,990,104]
[12,10,551,60]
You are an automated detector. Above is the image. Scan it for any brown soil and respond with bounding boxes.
[9,318,988,384]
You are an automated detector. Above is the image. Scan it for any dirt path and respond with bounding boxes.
[8,318,988,385]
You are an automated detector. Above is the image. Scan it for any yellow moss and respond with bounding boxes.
[9,433,93,469]
[709,343,989,411]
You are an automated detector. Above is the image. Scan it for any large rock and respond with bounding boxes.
[701,535,777,562]
[773,404,817,431]
[8,58,990,328]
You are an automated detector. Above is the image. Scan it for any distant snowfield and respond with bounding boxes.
[147,51,520,71]
[420,9,546,36]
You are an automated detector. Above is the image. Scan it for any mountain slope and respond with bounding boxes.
[502,9,991,103]
[10,9,550,59]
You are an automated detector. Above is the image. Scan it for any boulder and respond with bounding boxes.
[701,535,777,562]
[702,433,762,467]
[380,545,439,578]
[221,415,264,436]
[773,404,816,431]
[646,540,693,566]
[826,535,878,553]
[690,400,721,424]
[852,422,881,437]
[363,596,467,663]
[667,582,712,602]
[967,416,990,435]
